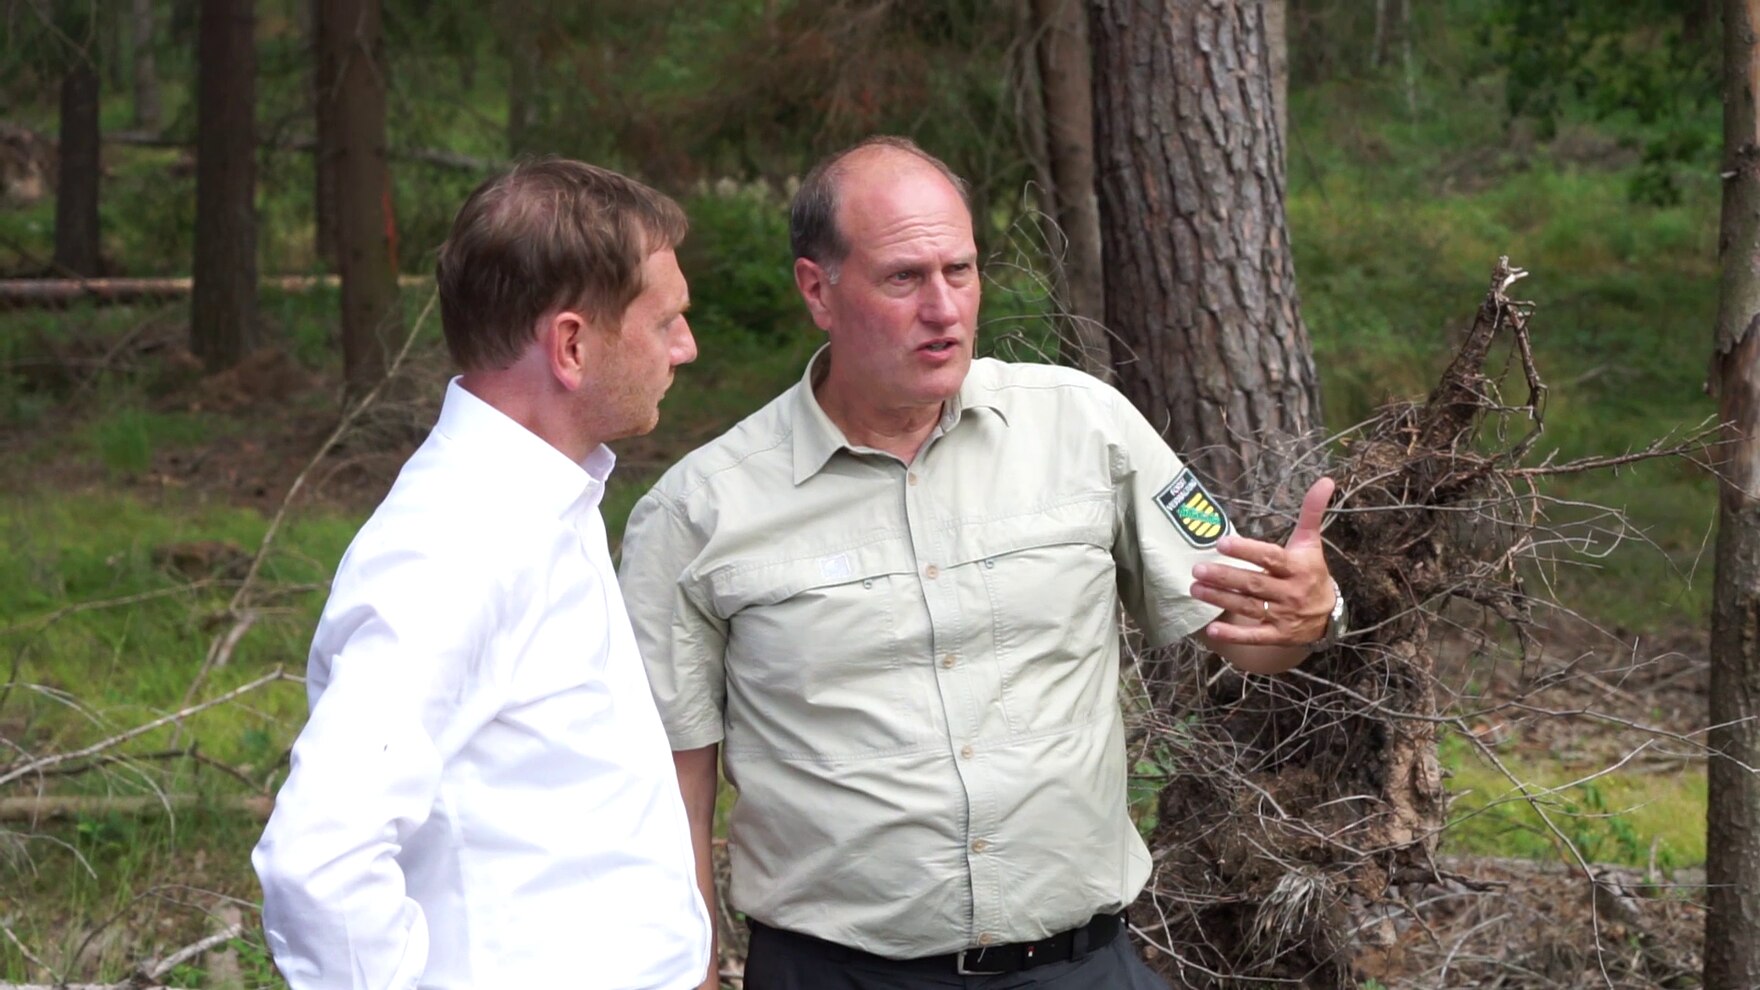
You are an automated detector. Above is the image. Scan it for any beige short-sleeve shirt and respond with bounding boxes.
[619,355,1232,959]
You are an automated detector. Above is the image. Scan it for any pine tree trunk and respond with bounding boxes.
[131,0,161,132]
[310,0,340,269]
[1088,0,1318,497]
[53,57,102,277]
[191,0,259,373]
[1706,2,1760,984]
[319,0,401,400]
[1031,0,1110,378]
[1267,0,1288,156]
[1088,4,1375,984]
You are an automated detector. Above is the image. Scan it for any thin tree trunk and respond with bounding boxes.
[1088,0,1319,497]
[191,0,259,373]
[130,0,161,131]
[1031,0,1110,378]
[1400,0,1416,121]
[1372,0,1387,69]
[1706,2,1760,984]
[1687,0,1718,47]
[310,0,340,268]
[53,57,102,277]
[502,0,538,156]
[319,0,401,399]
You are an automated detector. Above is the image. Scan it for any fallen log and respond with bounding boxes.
[0,922,244,990]
[0,273,430,307]
[103,129,499,173]
[0,794,273,822]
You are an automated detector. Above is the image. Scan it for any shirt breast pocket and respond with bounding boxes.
[706,547,935,758]
[961,499,1119,736]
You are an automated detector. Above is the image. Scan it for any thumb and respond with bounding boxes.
[1286,476,1337,548]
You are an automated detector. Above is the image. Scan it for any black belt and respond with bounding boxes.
[748,911,1125,976]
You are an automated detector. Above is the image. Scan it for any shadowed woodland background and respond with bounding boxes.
[1,0,1755,987]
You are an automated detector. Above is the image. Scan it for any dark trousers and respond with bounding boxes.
[744,921,1173,990]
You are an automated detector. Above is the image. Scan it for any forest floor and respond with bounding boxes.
[0,317,1715,988]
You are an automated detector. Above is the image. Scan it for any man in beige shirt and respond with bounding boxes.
[619,136,1343,989]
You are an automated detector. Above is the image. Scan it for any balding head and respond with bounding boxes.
[789,137,973,281]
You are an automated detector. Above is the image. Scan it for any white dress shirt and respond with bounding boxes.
[253,379,710,990]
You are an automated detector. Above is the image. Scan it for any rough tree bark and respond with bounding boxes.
[130,0,161,132]
[1267,0,1288,154]
[1706,1,1760,985]
[1084,2,1474,984]
[1130,259,1539,986]
[1030,0,1111,379]
[53,54,102,277]
[191,0,259,373]
[1088,0,1318,498]
[318,0,402,400]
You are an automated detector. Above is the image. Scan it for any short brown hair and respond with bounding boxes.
[436,157,688,371]
[789,136,971,272]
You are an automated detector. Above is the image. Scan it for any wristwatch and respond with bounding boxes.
[1307,579,1347,653]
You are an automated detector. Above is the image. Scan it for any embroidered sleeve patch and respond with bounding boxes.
[1154,470,1228,547]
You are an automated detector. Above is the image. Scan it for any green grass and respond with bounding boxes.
[1289,79,1719,633]
[0,8,1729,977]
[1440,732,1706,870]
[1,490,352,754]
[0,488,346,986]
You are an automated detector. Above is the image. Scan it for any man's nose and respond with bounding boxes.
[671,317,698,365]
[919,276,960,327]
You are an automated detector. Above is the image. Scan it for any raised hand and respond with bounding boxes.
[1190,476,1337,647]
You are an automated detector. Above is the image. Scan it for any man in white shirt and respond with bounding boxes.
[253,158,711,990]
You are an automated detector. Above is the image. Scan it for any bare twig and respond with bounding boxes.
[0,668,291,789]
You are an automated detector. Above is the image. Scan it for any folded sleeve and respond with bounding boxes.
[1105,387,1230,648]
[619,489,730,751]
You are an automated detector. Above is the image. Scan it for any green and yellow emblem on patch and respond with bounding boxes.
[1154,470,1228,548]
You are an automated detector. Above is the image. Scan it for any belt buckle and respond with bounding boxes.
[955,948,1005,976]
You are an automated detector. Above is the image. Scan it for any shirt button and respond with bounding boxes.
[908,472,920,486]
[924,564,940,579]
[978,933,995,946]
[960,745,974,760]
[941,653,956,669]
[971,839,988,853]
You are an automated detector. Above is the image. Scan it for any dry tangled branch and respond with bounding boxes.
[0,292,440,985]
[1122,259,1714,988]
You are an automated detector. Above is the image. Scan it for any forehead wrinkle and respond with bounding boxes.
[861,222,975,270]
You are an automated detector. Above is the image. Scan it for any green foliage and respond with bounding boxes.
[1439,731,1705,868]
[83,404,218,476]
[1288,62,1717,631]
[677,186,799,342]
[0,0,1730,978]
[1484,0,1718,203]
[102,150,198,274]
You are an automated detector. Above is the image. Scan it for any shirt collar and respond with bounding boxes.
[789,346,1009,485]
[433,377,616,518]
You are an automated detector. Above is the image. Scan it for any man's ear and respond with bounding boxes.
[542,309,590,390]
[794,258,835,331]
